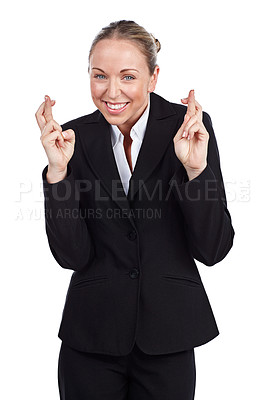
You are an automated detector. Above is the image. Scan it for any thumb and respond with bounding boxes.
[62,128,75,143]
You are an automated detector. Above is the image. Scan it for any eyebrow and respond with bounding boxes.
[92,68,139,73]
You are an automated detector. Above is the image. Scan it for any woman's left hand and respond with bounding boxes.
[173,89,209,180]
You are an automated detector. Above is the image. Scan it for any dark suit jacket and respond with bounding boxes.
[42,91,235,356]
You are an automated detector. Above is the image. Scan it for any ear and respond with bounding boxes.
[148,65,160,93]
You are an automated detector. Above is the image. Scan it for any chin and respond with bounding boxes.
[104,115,127,125]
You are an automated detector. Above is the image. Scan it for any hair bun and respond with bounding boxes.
[155,38,161,53]
[150,33,161,53]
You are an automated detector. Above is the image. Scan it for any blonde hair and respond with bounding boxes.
[88,20,161,75]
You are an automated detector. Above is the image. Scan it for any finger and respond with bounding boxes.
[186,89,196,117]
[174,114,190,142]
[53,130,65,147]
[35,99,56,131]
[36,99,56,118]
[181,97,202,120]
[44,95,54,123]
[41,129,65,148]
[187,122,200,141]
[62,129,75,144]
[184,113,190,123]
[181,98,201,111]
[195,100,202,120]
[41,119,62,138]
[187,122,208,141]
[182,114,198,138]
[35,101,47,130]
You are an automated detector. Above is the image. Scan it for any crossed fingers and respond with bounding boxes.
[180,90,206,141]
[35,95,56,132]
[181,89,202,121]
[43,95,54,123]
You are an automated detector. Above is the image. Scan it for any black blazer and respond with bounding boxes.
[42,92,235,356]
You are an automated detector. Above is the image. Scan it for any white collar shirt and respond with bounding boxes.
[109,96,150,195]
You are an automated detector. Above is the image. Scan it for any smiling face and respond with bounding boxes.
[89,39,159,134]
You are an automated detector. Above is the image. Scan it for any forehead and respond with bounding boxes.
[90,39,147,70]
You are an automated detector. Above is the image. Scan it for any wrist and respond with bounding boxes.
[46,164,68,183]
[185,163,207,181]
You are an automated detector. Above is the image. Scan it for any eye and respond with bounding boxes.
[94,74,106,79]
[123,75,135,81]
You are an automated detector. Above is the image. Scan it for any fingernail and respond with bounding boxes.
[182,131,186,138]
[62,131,66,138]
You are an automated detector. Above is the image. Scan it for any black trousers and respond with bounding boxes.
[58,341,196,400]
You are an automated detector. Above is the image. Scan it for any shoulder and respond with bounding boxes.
[150,92,212,123]
[150,92,187,119]
[60,109,101,131]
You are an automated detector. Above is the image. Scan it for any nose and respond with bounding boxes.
[107,77,121,100]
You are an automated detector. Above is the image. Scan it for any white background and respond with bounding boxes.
[1,0,265,398]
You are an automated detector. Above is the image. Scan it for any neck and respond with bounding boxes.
[117,99,149,136]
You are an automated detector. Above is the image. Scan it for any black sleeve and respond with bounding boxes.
[42,133,95,272]
[172,111,235,266]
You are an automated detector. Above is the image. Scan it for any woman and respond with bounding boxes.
[36,20,234,400]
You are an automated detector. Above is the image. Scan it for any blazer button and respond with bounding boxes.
[129,268,139,279]
[128,230,137,240]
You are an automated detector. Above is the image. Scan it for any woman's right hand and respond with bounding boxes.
[35,95,75,177]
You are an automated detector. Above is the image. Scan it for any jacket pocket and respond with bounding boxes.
[161,274,201,288]
[71,274,109,289]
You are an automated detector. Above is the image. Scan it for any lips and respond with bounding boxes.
[103,101,130,114]
[106,102,128,110]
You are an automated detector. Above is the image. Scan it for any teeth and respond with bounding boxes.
[106,102,127,110]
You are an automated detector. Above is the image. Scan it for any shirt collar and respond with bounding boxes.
[110,94,150,148]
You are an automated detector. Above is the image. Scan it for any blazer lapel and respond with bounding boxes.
[78,92,183,215]
[127,93,182,200]
[78,111,132,216]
